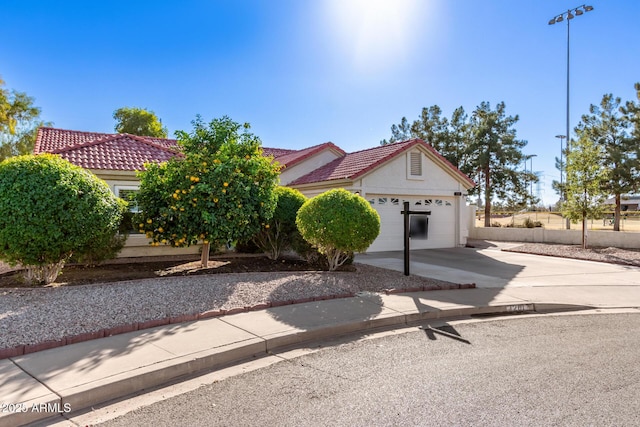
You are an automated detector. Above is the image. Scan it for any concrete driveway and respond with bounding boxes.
[355,240,640,309]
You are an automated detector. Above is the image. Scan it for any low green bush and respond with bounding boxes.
[252,187,307,260]
[69,234,127,267]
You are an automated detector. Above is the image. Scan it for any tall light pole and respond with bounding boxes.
[548,5,594,156]
[530,154,537,208]
[549,5,592,229]
[555,134,566,194]
[555,134,568,226]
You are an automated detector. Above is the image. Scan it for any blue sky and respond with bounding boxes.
[3,0,640,205]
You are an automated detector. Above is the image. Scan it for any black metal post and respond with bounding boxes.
[403,201,410,276]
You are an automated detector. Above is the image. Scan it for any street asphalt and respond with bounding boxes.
[95,313,640,427]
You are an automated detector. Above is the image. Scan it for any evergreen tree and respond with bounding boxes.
[380,116,411,145]
[562,135,608,248]
[468,102,530,227]
[576,93,639,231]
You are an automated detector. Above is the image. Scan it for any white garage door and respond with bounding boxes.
[366,195,456,252]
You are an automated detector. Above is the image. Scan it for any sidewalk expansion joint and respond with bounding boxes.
[8,357,62,401]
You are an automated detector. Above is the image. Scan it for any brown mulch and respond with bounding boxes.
[0,255,354,288]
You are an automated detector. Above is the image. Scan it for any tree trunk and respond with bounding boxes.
[24,261,66,285]
[483,167,491,227]
[614,193,621,231]
[582,216,588,249]
[201,242,210,268]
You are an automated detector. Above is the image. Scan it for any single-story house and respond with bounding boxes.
[34,127,475,255]
[604,195,640,211]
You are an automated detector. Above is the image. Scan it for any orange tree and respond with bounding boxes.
[135,116,280,266]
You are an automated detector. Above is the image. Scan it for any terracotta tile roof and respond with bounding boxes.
[34,128,341,171]
[35,127,179,153]
[270,142,345,168]
[289,139,475,187]
[33,129,473,188]
[35,127,180,171]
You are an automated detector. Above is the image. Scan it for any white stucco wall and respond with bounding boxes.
[361,150,467,196]
[469,227,640,249]
[279,150,342,185]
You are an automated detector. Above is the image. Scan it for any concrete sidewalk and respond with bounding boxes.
[3,244,640,426]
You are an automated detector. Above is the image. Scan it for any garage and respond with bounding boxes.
[286,139,475,252]
[366,195,457,252]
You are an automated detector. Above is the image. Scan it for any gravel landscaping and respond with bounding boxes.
[0,264,455,351]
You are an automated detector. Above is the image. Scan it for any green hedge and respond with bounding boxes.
[0,154,126,283]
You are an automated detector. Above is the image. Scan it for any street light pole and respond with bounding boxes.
[549,4,593,229]
[555,134,567,226]
[548,4,593,154]
[555,134,566,194]
[530,154,537,208]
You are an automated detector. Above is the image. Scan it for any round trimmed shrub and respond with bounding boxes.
[296,188,380,271]
[0,154,126,284]
[253,186,307,260]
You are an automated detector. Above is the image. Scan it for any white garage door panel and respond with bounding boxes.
[366,196,455,252]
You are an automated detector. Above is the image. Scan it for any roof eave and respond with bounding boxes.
[288,177,353,189]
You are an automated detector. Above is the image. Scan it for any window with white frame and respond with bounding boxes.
[114,185,140,213]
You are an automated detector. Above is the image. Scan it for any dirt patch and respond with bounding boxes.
[0,255,354,288]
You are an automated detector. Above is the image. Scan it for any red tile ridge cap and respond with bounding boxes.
[290,138,475,188]
[288,141,416,185]
[35,127,179,154]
